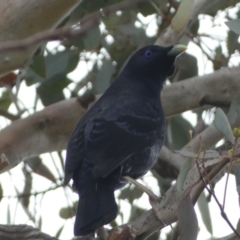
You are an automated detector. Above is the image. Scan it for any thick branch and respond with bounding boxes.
[0,0,148,55]
[114,153,231,239]
[1,67,240,172]
[0,155,233,239]
[0,98,86,172]
[0,0,82,76]
[0,224,57,240]
[162,66,240,116]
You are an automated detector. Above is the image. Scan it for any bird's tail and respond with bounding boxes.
[74,178,118,236]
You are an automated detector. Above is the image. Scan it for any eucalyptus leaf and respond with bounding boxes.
[213,108,234,144]
[30,54,46,78]
[25,156,56,183]
[118,185,143,204]
[165,115,192,150]
[59,202,77,219]
[0,183,3,202]
[228,93,240,125]
[237,218,240,234]
[55,225,64,239]
[226,19,240,35]
[0,91,12,110]
[24,68,44,86]
[93,59,115,94]
[37,74,72,106]
[178,193,198,240]
[173,53,198,82]
[83,25,101,50]
[171,0,194,33]
[45,50,79,77]
[22,167,32,208]
[234,164,240,198]
[227,30,239,55]
[197,192,213,235]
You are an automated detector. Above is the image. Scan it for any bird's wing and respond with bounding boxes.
[64,124,86,185]
[85,114,164,178]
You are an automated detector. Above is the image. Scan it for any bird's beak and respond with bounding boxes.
[167,44,187,56]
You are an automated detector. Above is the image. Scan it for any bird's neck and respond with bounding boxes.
[118,71,164,99]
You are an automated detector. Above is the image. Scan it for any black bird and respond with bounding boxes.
[64,44,186,236]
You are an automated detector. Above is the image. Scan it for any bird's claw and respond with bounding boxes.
[123,176,166,225]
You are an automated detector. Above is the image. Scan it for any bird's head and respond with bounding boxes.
[122,44,187,85]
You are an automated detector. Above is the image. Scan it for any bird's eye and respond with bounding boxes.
[144,50,153,58]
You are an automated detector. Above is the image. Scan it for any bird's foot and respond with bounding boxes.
[123,176,159,201]
[123,176,165,225]
[96,226,109,240]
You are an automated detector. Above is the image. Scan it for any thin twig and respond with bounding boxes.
[2,183,63,199]
[195,157,240,239]
[0,20,99,54]
[0,109,20,121]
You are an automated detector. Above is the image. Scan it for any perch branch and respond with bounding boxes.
[1,66,240,173]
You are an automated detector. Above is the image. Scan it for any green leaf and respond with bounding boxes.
[146,231,160,240]
[24,68,44,86]
[30,54,46,78]
[228,93,240,125]
[172,53,198,82]
[203,0,240,17]
[118,185,144,204]
[236,218,240,234]
[227,30,239,55]
[0,91,11,110]
[171,0,194,33]
[45,50,79,77]
[37,74,72,106]
[128,206,145,222]
[25,156,56,183]
[178,193,198,240]
[59,202,77,219]
[137,2,155,16]
[165,115,192,150]
[213,108,234,144]
[55,225,64,239]
[0,183,3,202]
[226,19,240,35]
[118,186,130,200]
[83,25,101,50]
[234,164,240,196]
[93,59,115,94]
[21,166,32,208]
[197,192,213,235]
[176,158,193,193]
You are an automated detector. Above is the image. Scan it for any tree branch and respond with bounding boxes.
[0,0,149,55]
[0,153,233,239]
[0,0,82,76]
[1,66,240,173]
[0,224,57,240]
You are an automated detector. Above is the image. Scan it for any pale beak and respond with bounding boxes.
[167,44,187,56]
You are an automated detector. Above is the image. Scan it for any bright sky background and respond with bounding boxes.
[0,6,240,240]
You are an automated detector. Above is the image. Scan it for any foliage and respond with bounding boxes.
[1,0,240,240]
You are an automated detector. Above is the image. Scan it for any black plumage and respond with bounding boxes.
[64,44,186,236]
